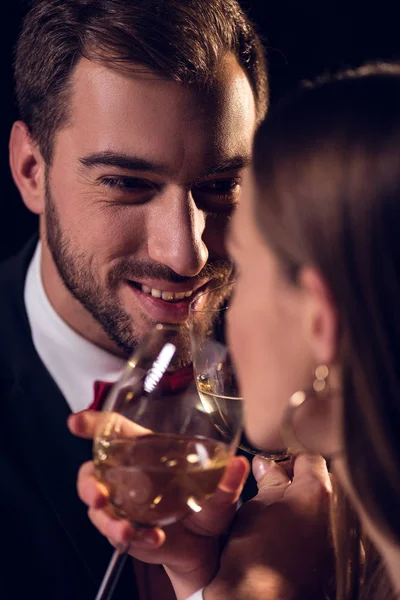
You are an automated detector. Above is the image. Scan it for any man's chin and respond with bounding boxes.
[114,314,192,367]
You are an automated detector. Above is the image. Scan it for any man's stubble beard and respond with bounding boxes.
[45,182,142,357]
[44,175,231,363]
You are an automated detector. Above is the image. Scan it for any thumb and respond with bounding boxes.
[186,456,250,537]
[67,410,149,439]
[252,456,291,505]
[67,410,101,439]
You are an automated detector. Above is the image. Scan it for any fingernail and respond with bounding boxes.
[132,528,158,548]
[252,456,273,481]
[219,458,249,493]
[93,485,109,508]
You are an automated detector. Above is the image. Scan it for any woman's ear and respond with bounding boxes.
[298,266,338,365]
[9,121,46,215]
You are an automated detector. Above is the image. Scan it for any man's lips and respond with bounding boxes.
[126,279,209,303]
[122,280,211,322]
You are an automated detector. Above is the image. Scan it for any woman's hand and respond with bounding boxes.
[205,453,334,600]
[68,410,250,599]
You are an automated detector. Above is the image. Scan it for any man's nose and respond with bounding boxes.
[148,189,208,277]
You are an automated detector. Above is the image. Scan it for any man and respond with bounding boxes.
[0,0,267,598]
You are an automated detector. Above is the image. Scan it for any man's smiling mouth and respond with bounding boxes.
[127,281,198,303]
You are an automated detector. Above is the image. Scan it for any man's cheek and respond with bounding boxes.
[204,222,230,257]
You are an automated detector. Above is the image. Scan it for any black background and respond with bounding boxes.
[1,0,399,260]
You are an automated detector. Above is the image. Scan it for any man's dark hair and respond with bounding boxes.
[14,0,268,164]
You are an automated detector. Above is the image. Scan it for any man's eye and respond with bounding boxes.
[101,177,153,191]
[198,179,241,195]
[193,178,241,209]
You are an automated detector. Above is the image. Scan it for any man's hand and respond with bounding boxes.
[205,454,333,600]
[68,410,250,599]
[69,411,333,600]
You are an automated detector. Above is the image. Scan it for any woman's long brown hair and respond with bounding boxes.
[252,64,400,599]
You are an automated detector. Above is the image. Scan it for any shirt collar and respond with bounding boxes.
[24,242,125,412]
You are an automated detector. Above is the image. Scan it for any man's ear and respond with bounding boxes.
[9,121,46,215]
[298,266,338,366]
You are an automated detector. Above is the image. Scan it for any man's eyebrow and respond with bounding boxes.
[78,151,252,179]
[201,155,252,178]
[78,151,169,174]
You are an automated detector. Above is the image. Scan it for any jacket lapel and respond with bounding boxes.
[0,238,138,596]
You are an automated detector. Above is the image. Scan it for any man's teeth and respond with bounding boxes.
[141,285,193,302]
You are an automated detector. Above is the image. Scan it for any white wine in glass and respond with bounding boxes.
[94,431,232,527]
[190,283,290,462]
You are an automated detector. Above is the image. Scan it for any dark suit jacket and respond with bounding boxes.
[0,239,138,599]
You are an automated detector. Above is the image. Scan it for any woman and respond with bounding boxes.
[226,62,400,600]
[69,62,400,599]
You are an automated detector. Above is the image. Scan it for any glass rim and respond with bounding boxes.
[189,280,235,314]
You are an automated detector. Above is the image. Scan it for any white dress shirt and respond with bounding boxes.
[24,242,125,412]
[186,589,205,599]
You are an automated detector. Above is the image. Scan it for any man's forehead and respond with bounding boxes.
[59,56,256,179]
[69,55,256,122]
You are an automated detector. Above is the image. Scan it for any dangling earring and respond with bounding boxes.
[290,365,329,409]
[281,365,341,458]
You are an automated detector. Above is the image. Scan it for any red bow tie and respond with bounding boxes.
[88,364,194,411]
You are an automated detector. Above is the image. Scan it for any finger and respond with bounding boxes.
[217,455,250,502]
[67,410,108,439]
[186,456,250,537]
[285,454,332,513]
[67,410,149,439]
[252,456,291,505]
[292,453,331,491]
[77,461,109,509]
[88,508,163,550]
[88,507,136,545]
[127,527,166,551]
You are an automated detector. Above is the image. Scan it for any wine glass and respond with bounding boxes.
[93,322,241,599]
[189,283,290,462]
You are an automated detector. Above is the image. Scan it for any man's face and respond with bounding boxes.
[42,55,256,359]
